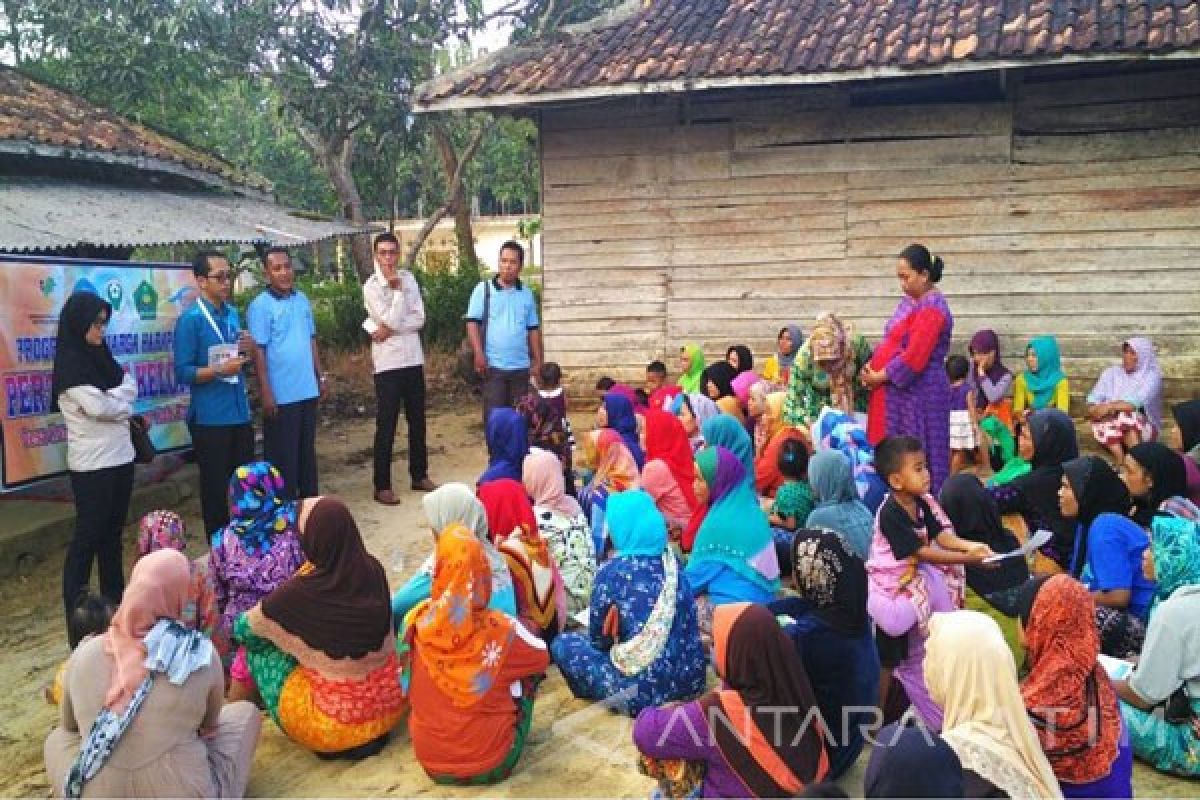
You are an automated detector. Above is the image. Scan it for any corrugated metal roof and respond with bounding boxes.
[0,178,369,250]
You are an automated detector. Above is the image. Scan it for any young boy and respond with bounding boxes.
[644,360,681,411]
[768,438,814,577]
[945,354,977,475]
[868,435,994,728]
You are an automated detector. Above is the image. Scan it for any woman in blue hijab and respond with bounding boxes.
[600,391,645,469]
[478,407,529,485]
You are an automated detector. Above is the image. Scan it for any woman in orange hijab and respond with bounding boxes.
[407,525,550,785]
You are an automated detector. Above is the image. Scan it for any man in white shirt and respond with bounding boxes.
[363,233,438,505]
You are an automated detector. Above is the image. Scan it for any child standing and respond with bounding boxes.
[516,361,575,494]
[945,354,977,475]
[868,436,994,730]
[768,438,814,577]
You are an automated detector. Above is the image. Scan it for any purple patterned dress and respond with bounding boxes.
[210,528,304,642]
[868,290,954,493]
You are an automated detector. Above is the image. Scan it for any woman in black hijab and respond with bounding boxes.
[725,345,754,376]
[988,409,1079,570]
[700,361,737,401]
[51,291,137,635]
[940,474,1029,616]
[1123,441,1198,525]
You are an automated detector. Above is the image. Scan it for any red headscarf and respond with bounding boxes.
[477,478,544,560]
[644,409,698,512]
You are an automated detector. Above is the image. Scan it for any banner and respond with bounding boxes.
[0,255,198,489]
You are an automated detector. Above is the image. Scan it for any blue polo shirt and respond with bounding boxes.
[173,297,251,426]
[247,289,318,405]
[465,277,539,371]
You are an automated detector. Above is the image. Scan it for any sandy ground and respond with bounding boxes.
[0,403,1191,797]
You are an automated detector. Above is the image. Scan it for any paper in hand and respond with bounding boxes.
[362,318,380,335]
[1098,654,1133,681]
[983,528,1053,563]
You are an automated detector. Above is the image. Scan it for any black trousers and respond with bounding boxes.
[481,367,531,425]
[263,397,319,500]
[373,366,428,490]
[189,422,255,538]
[64,462,134,629]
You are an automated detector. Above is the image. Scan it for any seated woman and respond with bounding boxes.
[805,450,874,560]
[236,497,405,758]
[684,447,780,637]
[1114,516,1200,778]
[1169,399,1200,504]
[701,361,737,403]
[478,478,565,642]
[967,329,1015,431]
[725,344,754,376]
[642,409,700,538]
[391,483,516,630]
[678,343,705,394]
[478,407,529,485]
[939,473,1030,659]
[674,392,720,454]
[598,390,645,469]
[865,722,973,798]
[578,429,640,555]
[980,414,1031,485]
[45,550,261,798]
[1018,575,1134,798]
[783,312,867,428]
[761,324,803,387]
[768,529,879,779]
[753,389,810,497]
[1014,336,1069,415]
[407,525,550,785]
[1089,338,1161,462]
[1060,456,1154,658]
[925,611,1063,799]
[208,462,305,697]
[633,603,831,799]
[1124,441,1200,524]
[522,449,594,616]
[551,490,706,716]
[700,414,756,489]
[1087,337,1163,463]
[988,408,1080,571]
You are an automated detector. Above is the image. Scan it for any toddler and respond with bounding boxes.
[946,354,977,474]
[46,590,115,704]
[768,438,814,578]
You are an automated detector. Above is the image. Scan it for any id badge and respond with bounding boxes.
[208,343,240,385]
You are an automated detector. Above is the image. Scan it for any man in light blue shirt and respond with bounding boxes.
[247,246,324,499]
[465,240,542,424]
[173,250,254,536]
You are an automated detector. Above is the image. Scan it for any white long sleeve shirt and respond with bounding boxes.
[362,267,426,373]
[58,372,137,472]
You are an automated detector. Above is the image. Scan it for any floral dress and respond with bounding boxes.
[550,551,706,716]
[533,505,595,615]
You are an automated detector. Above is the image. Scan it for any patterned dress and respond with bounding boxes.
[210,527,304,644]
[867,290,954,494]
[551,551,707,716]
[533,506,595,615]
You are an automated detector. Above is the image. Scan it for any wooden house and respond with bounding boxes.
[416,0,1200,410]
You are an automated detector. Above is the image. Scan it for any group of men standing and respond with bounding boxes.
[173,233,542,535]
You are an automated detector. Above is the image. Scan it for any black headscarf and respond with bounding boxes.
[790,528,869,635]
[1062,456,1134,577]
[1016,574,1053,628]
[1009,409,1080,567]
[1173,400,1200,453]
[1128,442,1189,526]
[939,474,1029,599]
[50,291,124,412]
[725,344,754,375]
[701,360,736,399]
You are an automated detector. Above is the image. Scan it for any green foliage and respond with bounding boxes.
[411,259,481,350]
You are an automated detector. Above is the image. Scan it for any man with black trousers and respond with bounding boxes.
[173,250,255,536]
[363,233,437,504]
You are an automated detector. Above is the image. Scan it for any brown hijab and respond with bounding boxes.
[260,496,392,660]
[699,603,829,796]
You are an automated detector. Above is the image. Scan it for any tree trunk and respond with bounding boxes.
[296,123,374,283]
[431,122,480,269]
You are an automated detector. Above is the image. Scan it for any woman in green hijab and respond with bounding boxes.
[678,343,705,394]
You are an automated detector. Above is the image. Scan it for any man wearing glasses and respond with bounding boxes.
[363,233,438,505]
[173,250,255,536]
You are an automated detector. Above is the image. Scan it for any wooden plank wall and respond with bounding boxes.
[538,64,1200,412]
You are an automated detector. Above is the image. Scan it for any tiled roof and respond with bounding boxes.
[0,67,271,193]
[417,0,1200,109]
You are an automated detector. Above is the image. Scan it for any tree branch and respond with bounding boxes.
[402,120,489,271]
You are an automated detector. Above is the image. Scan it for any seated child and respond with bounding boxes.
[46,590,115,704]
[946,354,977,475]
[768,438,814,577]
[868,435,993,730]
[644,359,680,411]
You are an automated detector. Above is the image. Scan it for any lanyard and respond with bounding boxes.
[196,298,230,344]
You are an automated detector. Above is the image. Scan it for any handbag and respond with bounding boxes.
[129,415,155,464]
[456,280,490,387]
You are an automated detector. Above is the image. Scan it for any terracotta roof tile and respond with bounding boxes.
[418,0,1200,107]
[0,67,269,192]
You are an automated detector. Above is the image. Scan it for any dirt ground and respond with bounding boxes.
[0,401,1191,797]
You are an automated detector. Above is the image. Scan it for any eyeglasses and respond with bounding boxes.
[204,271,233,283]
